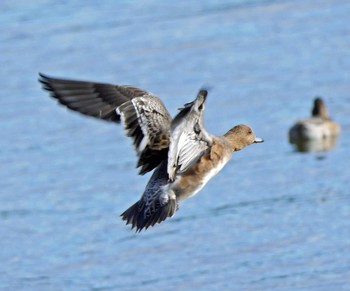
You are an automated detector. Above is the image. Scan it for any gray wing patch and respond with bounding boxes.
[167,90,212,181]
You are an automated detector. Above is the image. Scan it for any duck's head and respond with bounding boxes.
[224,124,263,151]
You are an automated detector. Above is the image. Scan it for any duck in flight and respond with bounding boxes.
[39,73,263,231]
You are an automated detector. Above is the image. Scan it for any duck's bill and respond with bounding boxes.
[254,137,264,143]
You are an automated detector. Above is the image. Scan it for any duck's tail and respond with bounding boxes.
[120,198,178,232]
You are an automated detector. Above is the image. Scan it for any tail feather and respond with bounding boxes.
[120,199,177,232]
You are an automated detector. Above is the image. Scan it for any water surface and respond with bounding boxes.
[1,0,350,290]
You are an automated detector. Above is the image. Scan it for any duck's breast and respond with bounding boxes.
[172,146,232,201]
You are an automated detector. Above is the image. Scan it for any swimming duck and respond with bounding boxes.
[289,97,340,151]
[39,73,263,231]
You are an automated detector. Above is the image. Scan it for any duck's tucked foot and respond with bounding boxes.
[120,197,178,232]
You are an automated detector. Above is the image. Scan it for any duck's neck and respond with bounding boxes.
[223,133,243,152]
[312,99,329,119]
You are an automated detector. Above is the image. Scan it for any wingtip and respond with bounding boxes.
[38,72,49,84]
[38,72,47,79]
[198,89,208,98]
[199,84,213,97]
[195,88,208,109]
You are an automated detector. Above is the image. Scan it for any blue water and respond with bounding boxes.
[1,0,350,290]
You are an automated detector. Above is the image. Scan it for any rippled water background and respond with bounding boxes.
[1,0,350,290]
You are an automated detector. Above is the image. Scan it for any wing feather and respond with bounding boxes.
[117,95,172,174]
[167,90,212,181]
[39,73,172,174]
[39,73,149,122]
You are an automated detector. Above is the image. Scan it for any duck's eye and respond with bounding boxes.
[248,130,252,134]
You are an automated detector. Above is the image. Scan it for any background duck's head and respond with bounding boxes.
[312,97,329,119]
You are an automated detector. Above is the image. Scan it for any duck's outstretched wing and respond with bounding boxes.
[167,89,212,181]
[39,73,172,174]
[39,73,148,122]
